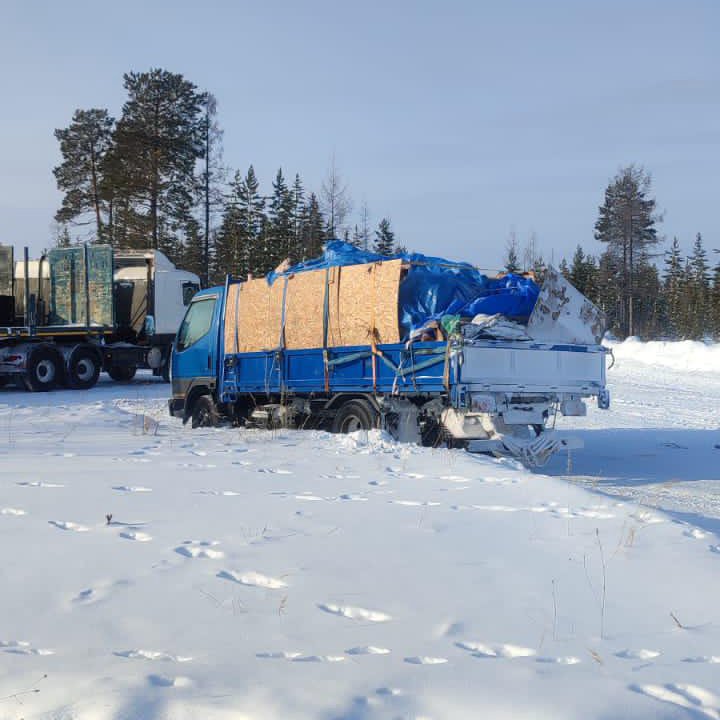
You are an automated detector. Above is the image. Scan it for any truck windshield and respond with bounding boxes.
[176,297,216,351]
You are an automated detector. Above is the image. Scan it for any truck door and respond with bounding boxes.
[172,293,219,395]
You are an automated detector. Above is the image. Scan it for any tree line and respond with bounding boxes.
[503,166,720,341]
[52,68,403,286]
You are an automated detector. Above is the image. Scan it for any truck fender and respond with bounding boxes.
[183,384,214,424]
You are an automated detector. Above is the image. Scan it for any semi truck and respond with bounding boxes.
[0,244,200,391]
[169,244,610,466]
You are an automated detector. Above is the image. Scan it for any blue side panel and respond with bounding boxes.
[221,341,454,400]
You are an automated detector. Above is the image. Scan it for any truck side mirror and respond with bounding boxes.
[144,314,156,337]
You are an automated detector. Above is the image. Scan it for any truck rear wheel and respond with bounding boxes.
[68,346,101,390]
[331,400,377,434]
[24,345,63,392]
[108,365,137,382]
[191,395,220,429]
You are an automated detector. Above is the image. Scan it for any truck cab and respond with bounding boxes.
[169,286,224,423]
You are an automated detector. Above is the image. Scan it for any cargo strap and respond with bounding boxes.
[322,268,330,392]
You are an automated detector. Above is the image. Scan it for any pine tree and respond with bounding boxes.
[374,218,396,255]
[108,68,205,257]
[594,165,662,336]
[198,93,225,287]
[53,108,115,243]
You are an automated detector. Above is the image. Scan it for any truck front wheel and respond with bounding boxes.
[24,346,63,392]
[331,400,377,434]
[191,395,220,429]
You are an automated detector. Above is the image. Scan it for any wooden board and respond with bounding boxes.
[283,269,326,349]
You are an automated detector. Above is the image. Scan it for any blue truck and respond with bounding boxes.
[169,245,609,466]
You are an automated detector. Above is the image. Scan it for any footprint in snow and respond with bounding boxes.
[536,656,581,665]
[119,530,152,542]
[391,500,441,507]
[148,674,192,687]
[256,651,302,660]
[18,481,64,488]
[683,656,720,664]
[258,467,293,475]
[318,603,391,623]
[1,508,26,516]
[630,682,720,719]
[456,641,536,658]
[217,570,287,589]
[113,486,152,493]
[292,655,345,663]
[49,520,89,532]
[404,656,447,665]
[710,545,720,555]
[683,528,708,539]
[346,646,391,655]
[115,649,192,662]
[616,649,661,661]
[0,640,54,656]
[175,541,224,559]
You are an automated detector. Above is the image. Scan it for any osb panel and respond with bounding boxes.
[223,283,242,354]
[237,279,271,352]
[329,260,401,346]
[284,270,326,349]
[267,277,286,350]
[371,259,402,344]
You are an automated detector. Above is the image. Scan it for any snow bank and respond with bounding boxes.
[607,337,720,373]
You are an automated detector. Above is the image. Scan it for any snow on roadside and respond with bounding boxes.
[607,336,720,374]
[0,374,719,719]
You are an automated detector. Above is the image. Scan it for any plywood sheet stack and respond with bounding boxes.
[223,259,403,353]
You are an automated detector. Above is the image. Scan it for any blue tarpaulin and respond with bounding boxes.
[267,240,539,338]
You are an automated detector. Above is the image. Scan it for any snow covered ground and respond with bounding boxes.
[0,341,718,720]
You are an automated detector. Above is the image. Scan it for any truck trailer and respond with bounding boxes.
[169,242,610,466]
[0,244,200,391]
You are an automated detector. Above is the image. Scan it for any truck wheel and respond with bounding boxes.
[108,365,137,382]
[331,400,377,434]
[191,395,220,429]
[68,346,101,390]
[24,346,63,392]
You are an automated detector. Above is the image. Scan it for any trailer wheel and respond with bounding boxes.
[24,345,63,392]
[68,346,101,390]
[108,365,137,382]
[331,399,377,434]
[191,395,220,429]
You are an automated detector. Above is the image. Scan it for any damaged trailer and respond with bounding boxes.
[169,242,610,466]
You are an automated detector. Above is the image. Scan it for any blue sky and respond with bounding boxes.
[1,0,718,268]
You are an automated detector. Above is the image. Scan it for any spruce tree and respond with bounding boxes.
[267,168,294,266]
[289,174,305,262]
[53,108,115,242]
[687,232,711,339]
[710,259,720,339]
[299,193,325,261]
[594,165,662,336]
[662,237,684,337]
[374,218,396,255]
